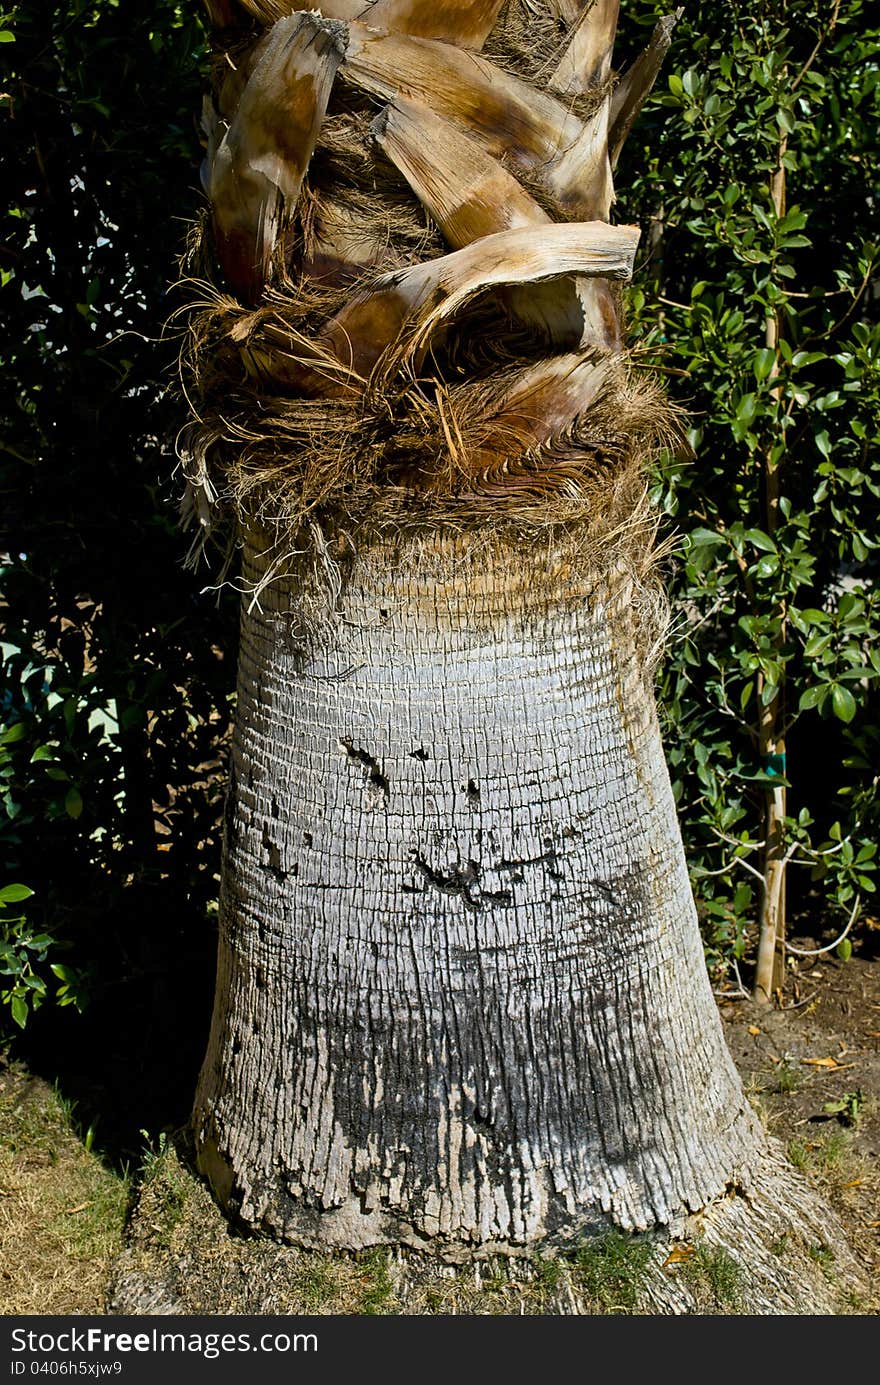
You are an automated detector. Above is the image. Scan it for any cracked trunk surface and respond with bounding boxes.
[193,538,763,1254]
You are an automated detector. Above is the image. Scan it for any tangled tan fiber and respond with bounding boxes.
[175,261,683,547]
[178,0,688,637]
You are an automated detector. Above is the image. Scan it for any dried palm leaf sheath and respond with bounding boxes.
[232,0,506,47]
[373,100,552,245]
[543,0,619,347]
[373,100,587,348]
[342,26,587,179]
[316,222,639,382]
[480,355,612,449]
[298,192,385,285]
[208,13,346,301]
[545,0,591,23]
[550,0,620,94]
[325,0,507,48]
[185,0,682,570]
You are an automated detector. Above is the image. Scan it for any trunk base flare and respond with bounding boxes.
[193,538,764,1253]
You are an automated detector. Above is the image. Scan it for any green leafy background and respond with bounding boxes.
[618,0,878,973]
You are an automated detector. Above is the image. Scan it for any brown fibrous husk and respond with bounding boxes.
[178,0,685,643]
[176,252,682,534]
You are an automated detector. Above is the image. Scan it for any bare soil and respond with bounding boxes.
[718,950,880,1296]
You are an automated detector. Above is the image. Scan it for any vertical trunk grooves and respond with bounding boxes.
[193,535,763,1253]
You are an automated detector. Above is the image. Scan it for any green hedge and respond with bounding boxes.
[0,1,234,1132]
[618,0,879,972]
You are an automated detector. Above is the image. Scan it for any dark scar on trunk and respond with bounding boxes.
[411,853,513,912]
[338,736,390,801]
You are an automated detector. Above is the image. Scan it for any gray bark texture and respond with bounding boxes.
[193,536,765,1255]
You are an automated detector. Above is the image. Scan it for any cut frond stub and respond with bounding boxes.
[609,9,683,167]
[207,13,346,301]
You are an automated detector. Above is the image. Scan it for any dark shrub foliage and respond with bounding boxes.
[618,0,879,975]
[0,0,235,1148]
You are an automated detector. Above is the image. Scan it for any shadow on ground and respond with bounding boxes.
[19,893,217,1172]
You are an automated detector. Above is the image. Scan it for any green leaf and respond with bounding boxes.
[798,685,825,712]
[753,347,776,381]
[803,631,833,658]
[831,685,857,723]
[0,883,34,903]
[745,528,776,552]
[0,723,26,745]
[687,527,725,549]
[10,995,28,1029]
[755,553,780,578]
[64,787,84,820]
[63,698,77,738]
[778,209,808,233]
[776,106,795,134]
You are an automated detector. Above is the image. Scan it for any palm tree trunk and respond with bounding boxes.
[193,533,761,1251]
[184,3,866,1298]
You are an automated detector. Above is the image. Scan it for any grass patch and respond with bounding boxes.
[0,1064,130,1314]
[808,1242,835,1268]
[286,1256,342,1312]
[774,1063,802,1095]
[531,1254,566,1296]
[787,1126,860,1182]
[787,1138,810,1172]
[818,1128,850,1170]
[354,1248,395,1315]
[805,1241,842,1293]
[681,1244,744,1312]
[569,1230,654,1313]
[134,1132,193,1251]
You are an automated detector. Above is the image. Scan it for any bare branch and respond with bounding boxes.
[784,894,861,958]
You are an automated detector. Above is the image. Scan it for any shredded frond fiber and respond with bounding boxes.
[180,0,685,586]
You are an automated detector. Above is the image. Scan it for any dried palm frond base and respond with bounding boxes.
[181,0,688,622]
